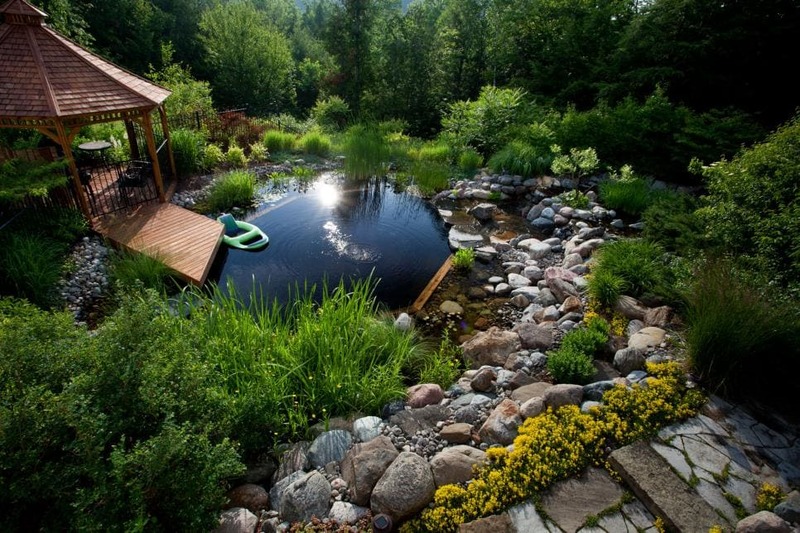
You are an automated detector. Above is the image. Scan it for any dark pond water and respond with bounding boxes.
[208,172,452,310]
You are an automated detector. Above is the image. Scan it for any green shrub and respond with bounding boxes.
[587,268,626,309]
[598,168,658,216]
[201,143,224,171]
[695,113,800,289]
[488,141,553,177]
[547,346,596,384]
[550,145,600,188]
[560,189,590,209]
[411,160,450,196]
[311,95,351,132]
[641,192,704,255]
[342,124,391,179]
[204,170,256,212]
[0,158,68,202]
[224,143,248,168]
[548,317,609,384]
[109,249,178,294]
[0,293,242,531]
[262,130,296,153]
[452,248,475,271]
[590,239,672,302]
[441,86,529,155]
[298,130,332,156]
[458,149,483,173]
[248,142,269,162]
[170,128,205,177]
[685,259,800,404]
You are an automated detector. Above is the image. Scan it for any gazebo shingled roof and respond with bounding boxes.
[0,0,176,220]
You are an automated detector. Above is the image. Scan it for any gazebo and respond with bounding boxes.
[0,0,176,221]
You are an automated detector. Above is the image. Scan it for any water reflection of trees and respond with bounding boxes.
[335,176,429,223]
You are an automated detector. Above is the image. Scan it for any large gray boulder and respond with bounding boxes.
[371,452,436,522]
[280,471,331,523]
[340,436,399,506]
[614,347,646,375]
[512,322,554,351]
[308,429,353,469]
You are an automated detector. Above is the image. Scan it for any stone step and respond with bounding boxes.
[609,441,726,533]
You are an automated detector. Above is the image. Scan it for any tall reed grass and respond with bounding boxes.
[598,177,660,216]
[174,276,424,451]
[686,259,800,403]
[342,124,391,179]
[0,234,65,306]
[109,249,179,294]
[204,170,256,213]
[298,130,332,156]
[170,128,205,177]
[263,130,296,153]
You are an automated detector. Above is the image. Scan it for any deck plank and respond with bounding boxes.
[94,203,223,285]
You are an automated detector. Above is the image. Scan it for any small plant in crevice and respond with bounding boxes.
[452,248,476,271]
[755,482,785,511]
[560,189,590,209]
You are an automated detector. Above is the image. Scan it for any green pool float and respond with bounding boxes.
[217,213,269,251]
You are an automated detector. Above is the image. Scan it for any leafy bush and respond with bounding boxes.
[263,130,297,153]
[0,294,242,531]
[641,192,704,255]
[248,142,269,162]
[204,170,256,212]
[598,166,660,216]
[441,86,529,155]
[488,141,553,177]
[267,113,316,135]
[458,149,483,173]
[559,189,590,209]
[224,143,248,168]
[298,130,332,156]
[452,248,475,271]
[695,113,800,289]
[550,145,600,188]
[685,259,800,404]
[0,158,68,202]
[170,128,205,177]
[342,124,391,179]
[201,143,224,171]
[547,347,595,384]
[311,95,351,132]
[547,317,609,384]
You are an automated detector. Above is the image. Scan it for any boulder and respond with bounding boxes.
[371,452,436,522]
[440,300,464,315]
[440,423,473,444]
[225,484,269,514]
[470,203,498,221]
[547,277,579,303]
[614,295,648,321]
[511,382,553,403]
[215,508,258,533]
[735,511,791,533]
[542,384,584,409]
[470,368,496,392]
[430,445,487,487]
[280,471,331,523]
[389,404,450,435]
[407,383,445,408]
[614,347,647,375]
[329,501,370,525]
[353,416,383,443]
[394,312,413,331]
[644,306,673,328]
[478,399,522,445]
[462,327,522,368]
[308,430,353,469]
[340,436,399,507]
[628,327,666,350]
[512,322,554,351]
[520,396,546,419]
[271,442,310,485]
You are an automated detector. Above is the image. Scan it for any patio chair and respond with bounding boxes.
[117,160,151,190]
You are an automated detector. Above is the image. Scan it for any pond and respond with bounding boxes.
[208,172,452,310]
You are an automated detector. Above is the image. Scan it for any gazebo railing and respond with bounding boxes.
[78,159,159,217]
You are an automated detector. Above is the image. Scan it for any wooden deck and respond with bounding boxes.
[94,202,224,285]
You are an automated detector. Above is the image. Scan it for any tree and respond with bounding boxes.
[199,2,295,114]
[487,0,634,108]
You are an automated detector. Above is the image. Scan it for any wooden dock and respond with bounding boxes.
[94,202,224,285]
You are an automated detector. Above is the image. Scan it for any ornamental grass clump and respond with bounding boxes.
[547,316,610,384]
[403,361,704,533]
[204,169,256,212]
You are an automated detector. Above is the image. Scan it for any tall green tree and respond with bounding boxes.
[431,0,487,107]
[199,2,296,114]
[36,0,93,47]
[487,0,634,108]
[608,0,800,129]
